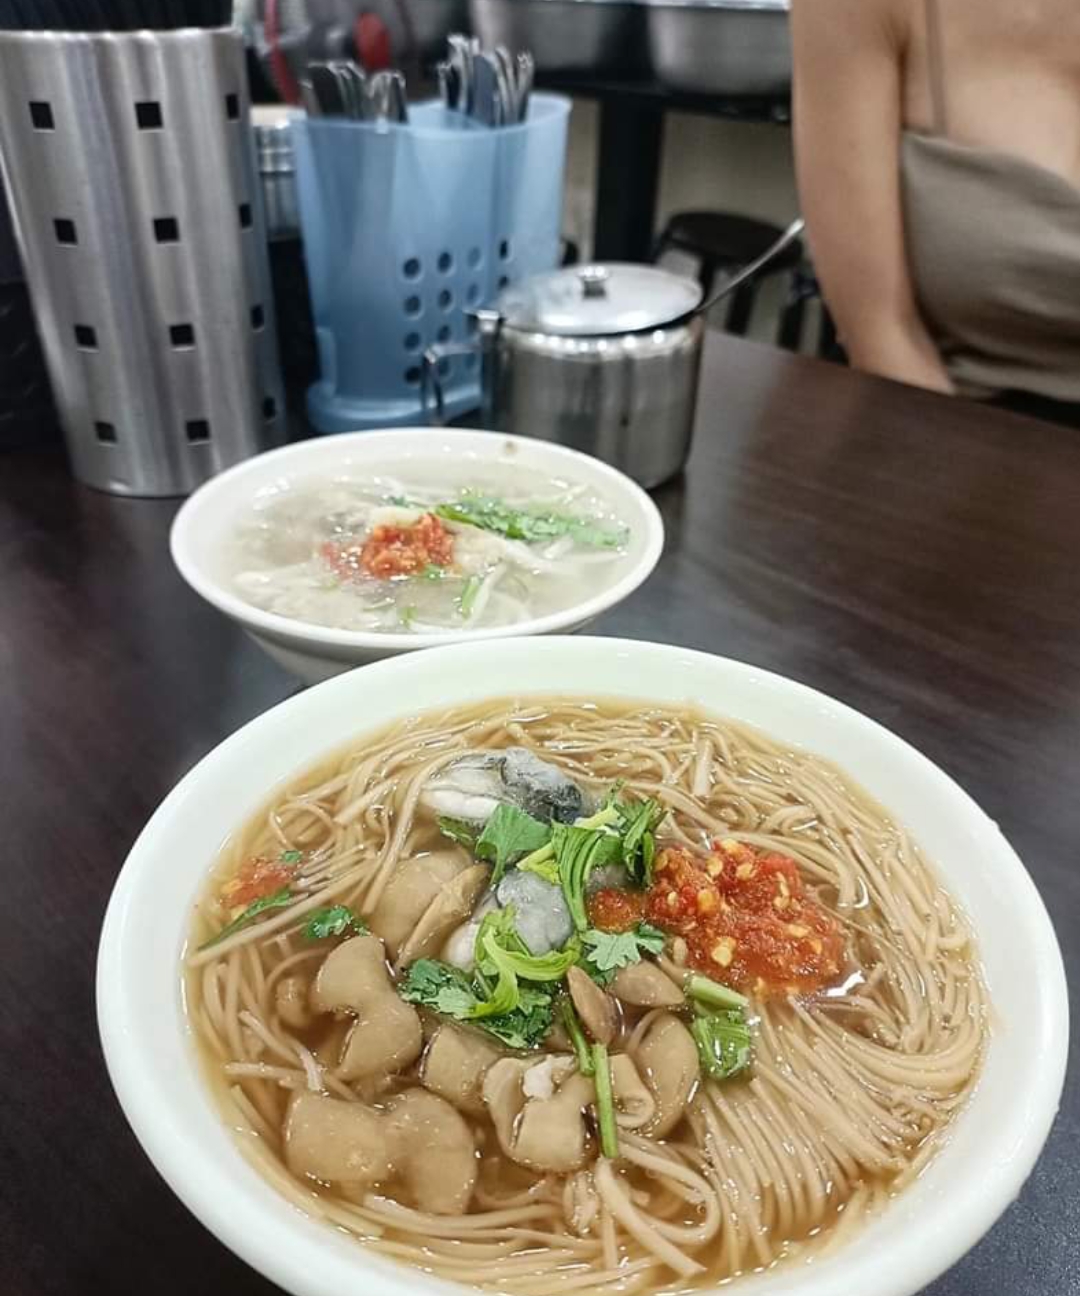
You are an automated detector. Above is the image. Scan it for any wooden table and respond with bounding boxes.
[2,333,1077,1296]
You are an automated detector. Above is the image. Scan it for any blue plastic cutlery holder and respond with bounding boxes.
[292,94,571,432]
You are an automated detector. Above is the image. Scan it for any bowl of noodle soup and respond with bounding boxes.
[170,429,664,683]
[97,637,1068,1296]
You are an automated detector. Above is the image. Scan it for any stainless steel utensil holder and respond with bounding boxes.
[0,29,284,496]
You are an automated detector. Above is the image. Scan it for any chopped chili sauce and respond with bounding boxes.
[321,513,455,581]
[587,887,645,933]
[644,839,845,997]
[222,854,296,908]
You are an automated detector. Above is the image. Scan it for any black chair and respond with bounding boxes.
[653,210,841,359]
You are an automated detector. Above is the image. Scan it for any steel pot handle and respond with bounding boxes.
[421,309,503,426]
[421,339,483,426]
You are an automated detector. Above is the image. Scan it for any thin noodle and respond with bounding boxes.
[184,696,987,1294]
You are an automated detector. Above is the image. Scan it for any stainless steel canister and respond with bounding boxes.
[0,29,285,497]
[252,105,301,241]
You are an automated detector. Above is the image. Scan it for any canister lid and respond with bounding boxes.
[497,263,702,336]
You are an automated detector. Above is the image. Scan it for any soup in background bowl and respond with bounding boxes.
[170,430,664,683]
[97,637,1068,1296]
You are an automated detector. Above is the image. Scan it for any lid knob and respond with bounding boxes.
[578,266,610,299]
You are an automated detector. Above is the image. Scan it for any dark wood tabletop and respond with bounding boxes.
[2,332,1077,1296]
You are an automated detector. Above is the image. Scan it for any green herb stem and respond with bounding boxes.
[592,1042,620,1158]
[686,973,749,1011]
[459,574,483,618]
[199,887,295,951]
[561,1000,596,1076]
[515,802,620,881]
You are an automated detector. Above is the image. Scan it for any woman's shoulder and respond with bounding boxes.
[790,0,910,48]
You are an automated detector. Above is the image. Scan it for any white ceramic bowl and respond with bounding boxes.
[97,637,1069,1296]
[170,429,665,683]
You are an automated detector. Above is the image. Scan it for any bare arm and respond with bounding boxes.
[791,0,954,393]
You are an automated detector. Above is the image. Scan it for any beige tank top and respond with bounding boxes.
[900,0,1080,400]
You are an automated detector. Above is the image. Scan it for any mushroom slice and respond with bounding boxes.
[284,1091,393,1186]
[395,864,489,971]
[421,1023,504,1116]
[566,965,617,1045]
[370,851,471,960]
[610,962,685,1008]
[386,1089,478,1214]
[609,1053,657,1130]
[310,933,423,1082]
[483,1056,595,1173]
[634,1012,700,1137]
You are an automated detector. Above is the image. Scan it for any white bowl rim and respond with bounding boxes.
[169,428,665,651]
[96,636,1070,1296]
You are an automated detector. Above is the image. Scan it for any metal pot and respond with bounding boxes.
[423,219,803,488]
[645,0,791,97]
[468,0,647,76]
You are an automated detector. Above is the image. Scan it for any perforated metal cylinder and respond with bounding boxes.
[0,29,284,496]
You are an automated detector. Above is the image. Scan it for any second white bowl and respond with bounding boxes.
[170,428,665,683]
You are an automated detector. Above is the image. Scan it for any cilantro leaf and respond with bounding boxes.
[552,822,623,932]
[476,804,552,886]
[633,921,666,956]
[477,983,554,1050]
[199,887,295,950]
[610,797,666,887]
[435,981,483,1017]
[582,922,667,973]
[399,959,479,1016]
[691,1007,752,1080]
[280,849,303,865]
[437,816,479,851]
[582,929,640,976]
[397,956,554,1050]
[434,494,626,551]
[302,904,367,941]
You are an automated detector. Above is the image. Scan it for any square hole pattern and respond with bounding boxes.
[135,101,163,129]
